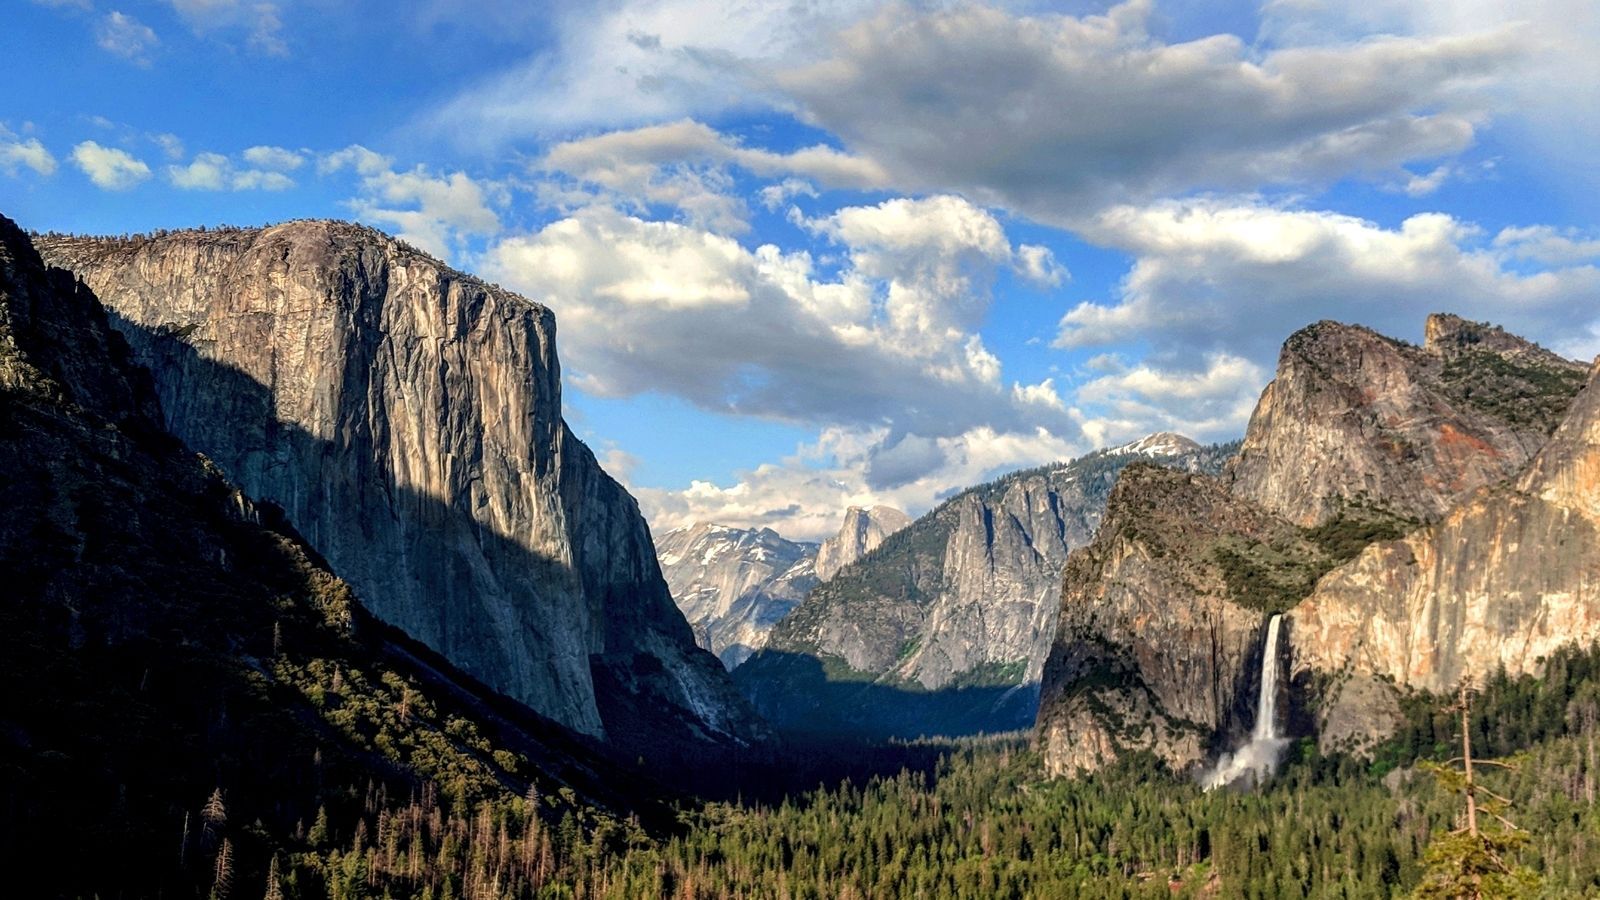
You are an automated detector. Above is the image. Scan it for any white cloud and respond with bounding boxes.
[775,1,1524,223]
[1071,353,1267,448]
[96,11,159,65]
[347,167,503,259]
[538,119,887,233]
[70,140,151,190]
[1015,244,1067,288]
[163,0,288,56]
[152,133,185,160]
[486,198,1066,440]
[241,145,305,170]
[318,144,393,177]
[635,423,1087,541]
[1492,225,1600,266]
[1055,199,1600,363]
[1260,0,1600,191]
[759,178,818,211]
[0,131,57,177]
[166,151,295,191]
[427,0,881,141]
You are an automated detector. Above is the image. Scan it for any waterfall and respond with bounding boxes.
[1200,614,1289,790]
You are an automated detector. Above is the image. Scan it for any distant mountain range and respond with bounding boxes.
[725,433,1235,738]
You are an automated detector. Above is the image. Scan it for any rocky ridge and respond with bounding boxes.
[1035,314,1592,776]
[737,434,1231,738]
[814,505,912,581]
[35,222,764,752]
[1230,314,1586,527]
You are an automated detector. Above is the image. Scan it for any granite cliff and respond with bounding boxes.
[656,523,818,669]
[0,214,672,895]
[1035,314,1591,776]
[1230,315,1586,526]
[737,435,1231,738]
[35,222,764,752]
[814,505,911,581]
[1291,358,1600,751]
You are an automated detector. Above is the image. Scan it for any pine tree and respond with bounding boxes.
[202,789,228,846]
[263,854,284,900]
[211,838,234,900]
[1410,682,1540,900]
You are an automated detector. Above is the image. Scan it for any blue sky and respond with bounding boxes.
[4,0,1599,540]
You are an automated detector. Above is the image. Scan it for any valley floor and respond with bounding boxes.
[263,646,1600,900]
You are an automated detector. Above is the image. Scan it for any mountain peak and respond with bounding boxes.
[1423,311,1577,369]
[1111,432,1203,458]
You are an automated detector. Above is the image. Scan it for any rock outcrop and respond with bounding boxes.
[0,214,674,895]
[1229,315,1586,527]
[1291,358,1600,751]
[657,523,818,669]
[35,222,764,751]
[737,435,1232,738]
[1036,313,1592,775]
[814,505,911,581]
[1037,465,1318,776]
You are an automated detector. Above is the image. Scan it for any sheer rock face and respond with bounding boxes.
[737,436,1230,738]
[1036,466,1304,777]
[656,523,818,669]
[1229,315,1586,527]
[813,505,911,581]
[1291,360,1600,751]
[1035,313,1591,774]
[35,223,762,746]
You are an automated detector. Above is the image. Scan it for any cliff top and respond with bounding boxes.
[32,218,548,318]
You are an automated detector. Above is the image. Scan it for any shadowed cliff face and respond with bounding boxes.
[0,215,681,896]
[35,223,765,750]
[1036,465,1308,777]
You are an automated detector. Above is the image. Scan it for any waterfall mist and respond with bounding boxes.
[1200,614,1289,790]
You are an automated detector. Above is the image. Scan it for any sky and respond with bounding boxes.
[4,0,1599,541]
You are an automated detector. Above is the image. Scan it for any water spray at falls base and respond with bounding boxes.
[1201,614,1290,790]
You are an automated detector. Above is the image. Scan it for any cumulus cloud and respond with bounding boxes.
[635,423,1088,541]
[1055,199,1600,362]
[318,144,392,177]
[347,166,503,259]
[487,196,1068,440]
[1492,225,1600,265]
[0,130,56,177]
[1071,353,1267,449]
[539,119,887,233]
[1014,245,1067,288]
[167,151,296,191]
[241,144,305,170]
[775,1,1524,223]
[70,140,150,189]
[96,11,159,65]
[1260,0,1600,191]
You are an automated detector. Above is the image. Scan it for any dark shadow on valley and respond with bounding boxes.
[733,650,1040,741]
